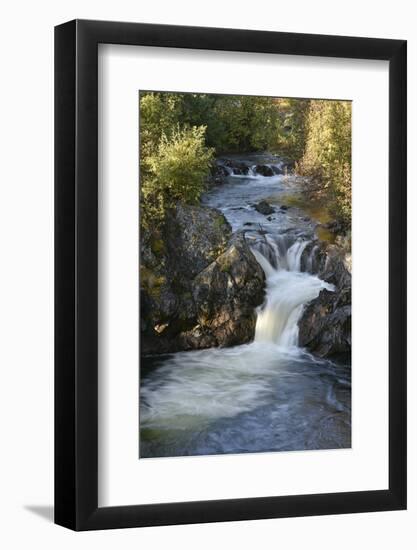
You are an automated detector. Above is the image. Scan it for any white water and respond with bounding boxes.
[220,160,285,180]
[252,239,334,348]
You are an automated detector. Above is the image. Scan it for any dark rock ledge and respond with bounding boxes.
[299,242,351,358]
[140,203,265,354]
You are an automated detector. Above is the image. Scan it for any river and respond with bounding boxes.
[140,154,351,458]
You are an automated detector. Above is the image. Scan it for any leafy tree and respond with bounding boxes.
[274,98,310,160]
[298,100,352,227]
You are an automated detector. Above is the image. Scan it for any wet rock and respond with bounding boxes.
[254,164,274,177]
[280,205,289,211]
[299,243,351,358]
[271,165,283,175]
[209,164,230,186]
[300,241,324,274]
[140,205,265,354]
[298,290,351,358]
[222,159,249,175]
[215,164,230,177]
[206,162,232,188]
[233,165,249,175]
[191,234,265,347]
[254,201,275,215]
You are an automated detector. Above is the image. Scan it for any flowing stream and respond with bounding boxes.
[140,154,351,458]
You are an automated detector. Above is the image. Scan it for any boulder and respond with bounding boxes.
[214,164,230,177]
[222,159,249,175]
[209,164,230,186]
[298,243,351,358]
[254,201,275,215]
[190,234,265,347]
[140,205,265,354]
[298,289,351,358]
[254,164,274,177]
[232,165,249,175]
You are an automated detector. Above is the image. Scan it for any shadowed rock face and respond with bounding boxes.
[298,244,351,358]
[191,234,265,348]
[140,204,265,354]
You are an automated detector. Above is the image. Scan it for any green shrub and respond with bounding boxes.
[140,92,183,153]
[141,125,214,226]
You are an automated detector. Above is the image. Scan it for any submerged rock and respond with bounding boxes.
[140,204,265,354]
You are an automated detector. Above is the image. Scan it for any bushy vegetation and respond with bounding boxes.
[140,93,214,227]
[297,100,352,228]
[141,126,213,224]
[274,98,310,160]
[139,91,352,230]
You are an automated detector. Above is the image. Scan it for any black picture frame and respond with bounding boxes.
[55,19,407,531]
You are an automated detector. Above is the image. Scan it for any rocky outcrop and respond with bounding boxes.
[298,243,351,358]
[191,234,265,347]
[141,204,265,354]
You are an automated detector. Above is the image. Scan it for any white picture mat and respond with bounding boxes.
[98,44,389,507]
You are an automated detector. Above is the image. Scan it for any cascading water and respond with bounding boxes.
[140,155,351,458]
[251,237,334,348]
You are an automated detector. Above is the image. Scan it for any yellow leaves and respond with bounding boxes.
[299,99,352,228]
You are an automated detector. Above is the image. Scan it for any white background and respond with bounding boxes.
[0,0,415,548]
[99,45,389,506]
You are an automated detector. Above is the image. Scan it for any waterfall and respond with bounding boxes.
[252,237,334,348]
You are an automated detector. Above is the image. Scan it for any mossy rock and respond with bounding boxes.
[140,265,166,298]
[150,237,165,257]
